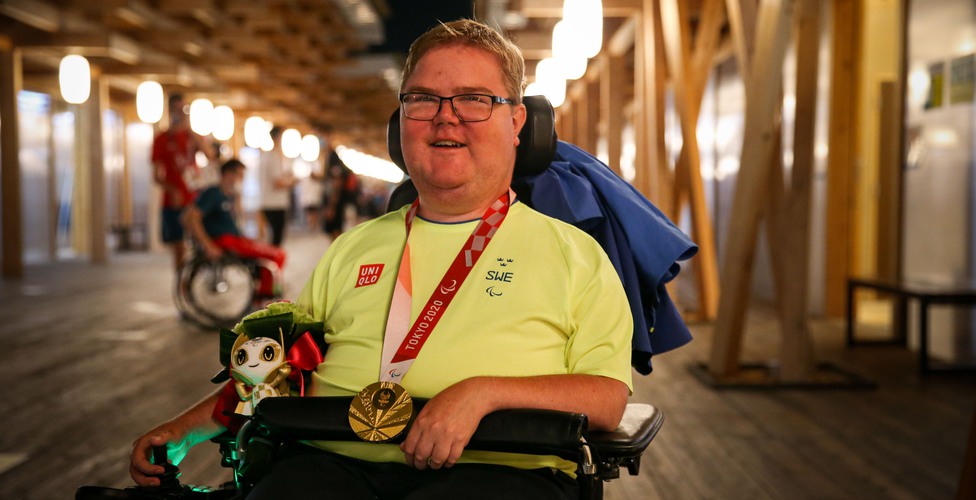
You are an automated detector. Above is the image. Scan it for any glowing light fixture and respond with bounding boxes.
[551,21,587,80]
[260,129,274,152]
[244,116,267,148]
[301,134,320,162]
[189,98,214,136]
[535,58,561,83]
[335,145,404,183]
[281,128,302,159]
[563,0,603,59]
[212,105,235,141]
[59,55,91,104]
[532,59,567,107]
[136,81,164,123]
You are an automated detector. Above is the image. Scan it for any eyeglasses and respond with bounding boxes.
[399,93,515,122]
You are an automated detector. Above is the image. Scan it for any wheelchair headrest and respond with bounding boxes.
[386,94,557,177]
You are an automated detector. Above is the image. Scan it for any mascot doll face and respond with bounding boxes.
[232,337,284,385]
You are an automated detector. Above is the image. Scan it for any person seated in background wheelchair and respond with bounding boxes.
[131,20,633,500]
[182,159,286,298]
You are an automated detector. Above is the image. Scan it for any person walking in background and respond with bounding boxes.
[321,146,360,239]
[258,126,295,247]
[152,92,214,273]
[298,153,324,231]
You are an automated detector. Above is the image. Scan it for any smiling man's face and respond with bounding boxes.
[399,43,525,221]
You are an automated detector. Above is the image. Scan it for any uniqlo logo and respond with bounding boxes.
[356,264,385,287]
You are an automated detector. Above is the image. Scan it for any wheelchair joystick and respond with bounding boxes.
[151,446,182,493]
[74,447,187,499]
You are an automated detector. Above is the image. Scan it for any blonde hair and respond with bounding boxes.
[400,19,526,103]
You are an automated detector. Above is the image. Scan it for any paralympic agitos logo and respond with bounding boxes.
[485,257,514,297]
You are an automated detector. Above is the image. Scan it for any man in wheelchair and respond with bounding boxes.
[182,158,286,299]
[127,20,671,500]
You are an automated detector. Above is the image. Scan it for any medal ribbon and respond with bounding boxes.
[380,190,513,383]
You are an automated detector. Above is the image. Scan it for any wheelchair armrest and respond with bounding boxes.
[250,397,588,462]
[588,403,663,457]
[585,403,664,477]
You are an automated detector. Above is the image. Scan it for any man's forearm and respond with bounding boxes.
[462,374,629,431]
[168,391,226,447]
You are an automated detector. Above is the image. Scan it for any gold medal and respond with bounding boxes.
[348,381,414,442]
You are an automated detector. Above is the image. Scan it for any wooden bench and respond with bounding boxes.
[846,277,976,374]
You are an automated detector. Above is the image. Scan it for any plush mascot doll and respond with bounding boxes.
[229,330,291,415]
[210,301,326,431]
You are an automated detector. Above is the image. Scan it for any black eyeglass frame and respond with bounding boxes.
[398,92,516,122]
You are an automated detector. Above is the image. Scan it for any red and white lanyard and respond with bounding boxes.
[379,190,513,383]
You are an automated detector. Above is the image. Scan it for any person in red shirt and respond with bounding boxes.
[152,93,213,272]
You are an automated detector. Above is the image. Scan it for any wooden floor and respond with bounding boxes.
[1,228,973,500]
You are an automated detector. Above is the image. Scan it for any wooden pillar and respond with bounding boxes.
[876,80,903,283]
[555,105,567,140]
[659,0,723,319]
[584,77,600,155]
[650,5,673,216]
[825,0,860,317]
[1,39,23,278]
[602,52,626,176]
[776,0,820,381]
[574,82,591,153]
[633,4,656,201]
[710,0,795,376]
[88,72,107,264]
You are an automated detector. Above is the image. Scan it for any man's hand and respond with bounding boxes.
[398,374,628,470]
[128,391,224,486]
[129,424,190,487]
[399,378,488,470]
[203,241,224,260]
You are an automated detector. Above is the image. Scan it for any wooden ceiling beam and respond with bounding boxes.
[0,0,60,32]
[17,32,142,64]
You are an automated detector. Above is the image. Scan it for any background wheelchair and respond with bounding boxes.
[77,96,672,499]
[174,245,283,330]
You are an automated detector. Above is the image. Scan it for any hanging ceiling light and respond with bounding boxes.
[260,124,275,152]
[552,20,588,80]
[189,98,214,136]
[563,0,603,59]
[335,145,404,183]
[212,105,235,141]
[136,81,164,123]
[281,128,302,159]
[301,134,320,162]
[533,58,567,107]
[244,116,267,149]
[59,55,91,104]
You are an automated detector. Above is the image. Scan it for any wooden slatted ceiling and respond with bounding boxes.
[0,0,399,151]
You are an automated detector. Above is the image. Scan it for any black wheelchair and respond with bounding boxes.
[77,96,668,499]
[174,247,283,329]
[76,396,662,500]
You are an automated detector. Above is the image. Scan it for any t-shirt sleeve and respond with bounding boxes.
[563,233,634,392]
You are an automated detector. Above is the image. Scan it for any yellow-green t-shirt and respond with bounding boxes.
[296,201,633,475]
